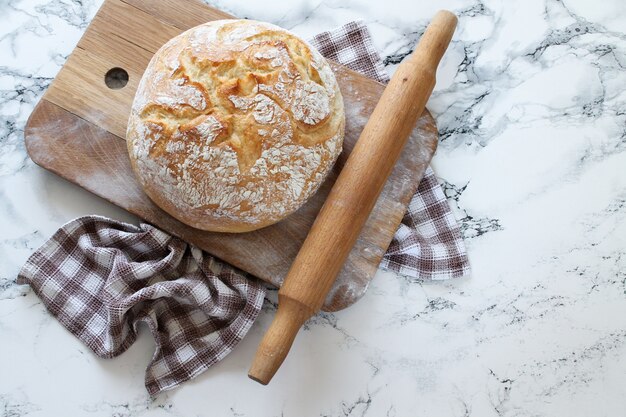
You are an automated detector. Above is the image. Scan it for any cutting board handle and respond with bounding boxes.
[248,10,458,385]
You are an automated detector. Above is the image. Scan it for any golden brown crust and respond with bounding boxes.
[127,20,345,232]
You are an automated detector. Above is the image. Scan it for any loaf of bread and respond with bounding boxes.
[127,19,345,232]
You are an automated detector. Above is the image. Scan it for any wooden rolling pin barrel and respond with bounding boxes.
[248,10,458,384]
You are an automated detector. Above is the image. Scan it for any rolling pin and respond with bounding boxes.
[248,10,458,385]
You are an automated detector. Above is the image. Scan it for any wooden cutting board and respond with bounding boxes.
[24,0,438,311]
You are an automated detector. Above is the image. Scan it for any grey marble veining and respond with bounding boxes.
[1,0,625,416]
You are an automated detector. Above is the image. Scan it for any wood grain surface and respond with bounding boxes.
[24,0,439,311]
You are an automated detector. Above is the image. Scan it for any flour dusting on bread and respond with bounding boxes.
[127,19,345,232]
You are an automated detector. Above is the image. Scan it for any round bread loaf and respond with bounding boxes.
[127,19,345,232]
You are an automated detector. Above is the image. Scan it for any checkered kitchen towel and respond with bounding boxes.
[18,21,469,396]
[17,216,266,395]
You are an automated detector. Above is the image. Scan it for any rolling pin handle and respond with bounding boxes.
[408,10,458,70]
[248,296,313,384]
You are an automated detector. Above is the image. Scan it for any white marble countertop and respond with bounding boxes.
[2,0,626,415]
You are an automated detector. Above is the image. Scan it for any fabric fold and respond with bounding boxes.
[17,216,266,395]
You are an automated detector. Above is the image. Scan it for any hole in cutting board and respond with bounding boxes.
[105,67,129,89]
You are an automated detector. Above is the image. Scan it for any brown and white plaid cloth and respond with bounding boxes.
[16,216,265,395]
[18,21,469,396]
